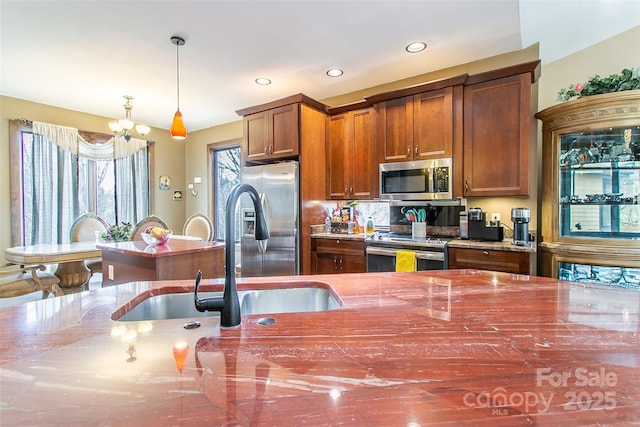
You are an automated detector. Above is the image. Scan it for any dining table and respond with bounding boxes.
[4,241,102,294]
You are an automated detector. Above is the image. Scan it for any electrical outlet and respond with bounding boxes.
[491,213,501,222]
[108,265,114,280]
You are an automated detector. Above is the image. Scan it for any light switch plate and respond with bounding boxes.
[194,176,202,184]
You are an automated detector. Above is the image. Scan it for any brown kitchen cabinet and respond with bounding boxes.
[311,237,366,274]
[376,86,456,162]
[237,93,328,164]
[461,61,540,197]
[326,107,377,199]
[237,94,328,275]
[242,104,299,163]
[448,247,533,275]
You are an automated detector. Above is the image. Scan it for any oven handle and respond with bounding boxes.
[366,246,444,261]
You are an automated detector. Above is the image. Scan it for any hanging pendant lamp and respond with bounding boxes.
[170,36,187,140]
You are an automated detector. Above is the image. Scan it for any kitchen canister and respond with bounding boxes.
[412,222,427,239]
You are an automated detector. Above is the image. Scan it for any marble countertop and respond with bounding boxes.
[97,239,225,258]
[1,270,638,424]
[447,238,537,253]
[311,231,536,253]
[311,232,368,240]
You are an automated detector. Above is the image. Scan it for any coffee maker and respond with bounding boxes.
[511,207,531,246]
[467,208,504,241]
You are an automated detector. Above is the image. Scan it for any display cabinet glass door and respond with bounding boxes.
[558,261,640,290]
[559,125,639,240]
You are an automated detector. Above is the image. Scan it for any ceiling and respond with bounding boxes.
[1,1,638,134]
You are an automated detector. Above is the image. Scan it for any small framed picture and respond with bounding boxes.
[173,190,183,201]
[159,175,171,190]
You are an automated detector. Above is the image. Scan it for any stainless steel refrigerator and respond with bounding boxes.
[240,161,299,277]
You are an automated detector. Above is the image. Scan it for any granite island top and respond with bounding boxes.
[97,238,225,258]
[1,270,638,425]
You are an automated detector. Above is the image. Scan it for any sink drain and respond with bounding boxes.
[257,317,275,325]
[183,321,201,329]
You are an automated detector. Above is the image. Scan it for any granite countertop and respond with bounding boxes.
[447,238,537,253]
[311,232,536,253]
[97,239,225,257]
[1,270,638,424]
[311,231,368,240]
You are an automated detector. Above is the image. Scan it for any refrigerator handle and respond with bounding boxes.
[257,192,269,254]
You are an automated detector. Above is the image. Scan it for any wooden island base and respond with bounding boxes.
[98,239,225,285]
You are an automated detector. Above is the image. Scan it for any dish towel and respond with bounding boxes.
[395,250,416,272]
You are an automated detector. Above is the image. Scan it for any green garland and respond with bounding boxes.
[557,68,640,102]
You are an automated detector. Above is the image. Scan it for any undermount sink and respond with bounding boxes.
[113,284,341,322]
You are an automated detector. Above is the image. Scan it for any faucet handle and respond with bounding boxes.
[194,269,203,294]
[193,270,225,312]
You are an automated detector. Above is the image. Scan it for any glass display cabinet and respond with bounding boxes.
[536,90,640,289]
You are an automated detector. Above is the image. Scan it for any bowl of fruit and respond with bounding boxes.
[141,226,173,246]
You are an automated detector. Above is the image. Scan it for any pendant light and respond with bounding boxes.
[170,36,187,140]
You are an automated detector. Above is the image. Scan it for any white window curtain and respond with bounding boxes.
[26,121,149,244]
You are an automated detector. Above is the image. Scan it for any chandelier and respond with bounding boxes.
[108,95,150,141]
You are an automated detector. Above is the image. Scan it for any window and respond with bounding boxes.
[9,120,151,245]
[213,145,241,241]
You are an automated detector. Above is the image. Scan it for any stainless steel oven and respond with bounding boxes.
[366,246,446,272]
[365,234,449,272]
[364,199,463,272]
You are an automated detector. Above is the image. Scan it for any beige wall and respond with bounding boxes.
[2,25,638,264]
[0,96,186,252]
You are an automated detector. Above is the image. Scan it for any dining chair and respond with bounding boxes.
[70,213,109,277]
[129,215,169,241]
[182,212,214,241]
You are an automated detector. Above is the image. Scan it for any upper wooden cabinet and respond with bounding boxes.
[461,61,540,197]
[326,108,377,200]
[366,75,467,164]
[375,87,456,162]
[237,94,328,164]
[243,104,299,163]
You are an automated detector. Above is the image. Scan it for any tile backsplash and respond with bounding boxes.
[320,201,390,230]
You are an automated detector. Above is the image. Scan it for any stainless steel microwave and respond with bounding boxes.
[379,158,452,200]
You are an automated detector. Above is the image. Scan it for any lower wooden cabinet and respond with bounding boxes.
[311,237,366,274]
[448,247,533,275]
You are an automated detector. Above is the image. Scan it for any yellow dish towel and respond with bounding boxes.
[395,250,416,272]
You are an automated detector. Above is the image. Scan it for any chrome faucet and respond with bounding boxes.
[194,183,269,327]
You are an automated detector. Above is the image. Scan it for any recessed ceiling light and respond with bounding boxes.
[405,42,427,53]
[255,78,271,85]
[326,68,343,77]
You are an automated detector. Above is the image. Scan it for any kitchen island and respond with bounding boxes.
[1,270,638,425]
[98,239,225,286]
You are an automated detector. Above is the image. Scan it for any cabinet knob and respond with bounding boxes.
[349,186,353,194]
[483,250,489,256]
